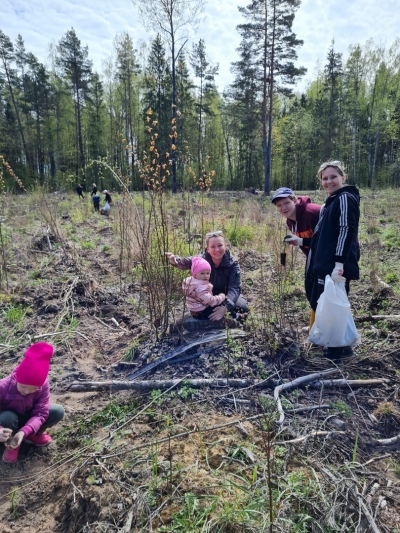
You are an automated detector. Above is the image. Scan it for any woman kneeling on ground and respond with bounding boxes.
[305,160,360,359]
[166,231,249,321]
[0,342,65,463]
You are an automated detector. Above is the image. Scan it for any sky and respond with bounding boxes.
[2,0,400,93]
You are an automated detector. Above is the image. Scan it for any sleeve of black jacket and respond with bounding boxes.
[334,193,359,263]
[225,260,241,312]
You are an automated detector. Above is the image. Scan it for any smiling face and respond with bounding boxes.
[206,236,226,265]
[194,269,211,281]
[17,382,39,396]
[274,197,297,220]
[320,166,346,195]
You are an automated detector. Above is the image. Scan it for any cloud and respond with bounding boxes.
[2,0,400,93]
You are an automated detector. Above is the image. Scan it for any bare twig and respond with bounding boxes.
[274,369,337,425]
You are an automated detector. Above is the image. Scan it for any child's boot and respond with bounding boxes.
[3,446,20,463]
[24,432,52,446]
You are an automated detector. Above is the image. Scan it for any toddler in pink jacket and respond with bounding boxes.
[182,256,226,320]
[0,342,65,463]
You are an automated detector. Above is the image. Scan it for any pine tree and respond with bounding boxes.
[56,28,92,183]
[190,39,218,178]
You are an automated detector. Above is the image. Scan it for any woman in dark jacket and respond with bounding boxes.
[166,232,248,320]
[305,160,360,358]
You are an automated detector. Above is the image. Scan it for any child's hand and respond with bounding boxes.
[209,305,226,321]
[165,252,178,266]
[0,427,12,443]
[219,293,227,300]
[4,431,24,449]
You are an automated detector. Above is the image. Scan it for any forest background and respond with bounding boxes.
[2,0,400,195]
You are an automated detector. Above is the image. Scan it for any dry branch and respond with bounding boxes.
[274,369,338,425]
[375,434,400,446]
[312,379,388,388]
[273,430,345,445]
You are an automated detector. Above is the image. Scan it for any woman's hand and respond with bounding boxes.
[4,431,24,449]
[209,305,226,321]
[0,427,12,443]
[331,262,345,282]
[165,252,178,266]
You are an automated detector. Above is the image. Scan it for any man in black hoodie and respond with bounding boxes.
[305,161,360,359]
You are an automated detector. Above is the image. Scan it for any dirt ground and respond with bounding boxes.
[0,191,400,532]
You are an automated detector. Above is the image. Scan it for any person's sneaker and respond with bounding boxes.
[325,346,354,361]
[341,346,354,357]
[3,446,20,463]
[24,433,52,446]
[325,347,345,360]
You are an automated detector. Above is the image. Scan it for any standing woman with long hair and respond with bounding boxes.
[305,161,360,359]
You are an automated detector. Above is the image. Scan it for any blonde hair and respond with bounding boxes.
[317,160,346,181]
[205,232,227,247]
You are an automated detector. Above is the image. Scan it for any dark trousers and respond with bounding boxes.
[93,202,100,212]
[191,294,249,320]
[0,404,65,435]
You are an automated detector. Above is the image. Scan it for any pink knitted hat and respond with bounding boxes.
[191,256,211,277]
[15,342,54,387]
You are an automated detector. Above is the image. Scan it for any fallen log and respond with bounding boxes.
[68,378,272,392]
[355,315,400,322]
[274,369,338,426]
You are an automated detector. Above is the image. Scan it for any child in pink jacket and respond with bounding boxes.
[182,256,226,320]
[0,342,65,463]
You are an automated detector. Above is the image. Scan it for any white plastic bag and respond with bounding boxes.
[308,275,361,347]
[103,202,110,212]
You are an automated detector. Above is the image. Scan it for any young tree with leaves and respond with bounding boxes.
[132,0,205,192]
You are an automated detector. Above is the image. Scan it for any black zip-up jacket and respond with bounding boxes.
[306,186,360,280]
[175,250,241,312]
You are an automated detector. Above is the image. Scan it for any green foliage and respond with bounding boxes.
[3,305,27,325]
[81,241,95,249]
[333,400,352,419]
[9,487,20,519]
[90,399,138,427]
[385,272,399,284]
[382,227,400,248]
[224,220,256,247]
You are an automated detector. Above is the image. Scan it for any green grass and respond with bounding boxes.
[81,241,95,249]
[3,305,28,325]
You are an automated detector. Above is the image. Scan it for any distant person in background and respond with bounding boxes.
[271,187,321,257]
[91,183,97,196]
[103,190,112,205]
[92,193,101,212]
[76,184,85,199]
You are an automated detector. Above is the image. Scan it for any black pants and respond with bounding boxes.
[191,294,249,320]
[0,404,65,435]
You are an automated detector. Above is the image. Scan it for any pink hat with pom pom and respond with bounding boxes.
[191,256,211,277]
[15,342,54,387]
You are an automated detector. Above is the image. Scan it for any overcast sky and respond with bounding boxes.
[2,0,400,93]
